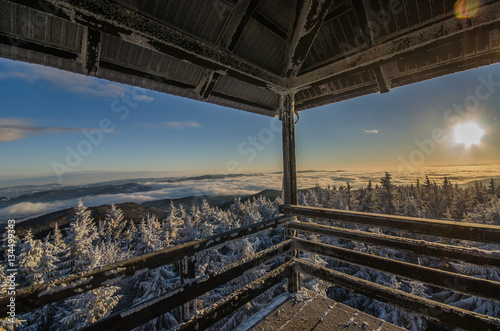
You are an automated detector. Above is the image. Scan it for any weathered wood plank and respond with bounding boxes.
[296,260,500,331]
[280,204,500,243]
[83,240,293,330]
[284,0,335,77]
[295,238,500,301]
[249,295,304,331]
[288,221,500,267]
[3,216,290,315]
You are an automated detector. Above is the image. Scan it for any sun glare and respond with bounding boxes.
[454,122,484,147]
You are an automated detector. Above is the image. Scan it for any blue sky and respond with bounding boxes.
[1,57,500,187]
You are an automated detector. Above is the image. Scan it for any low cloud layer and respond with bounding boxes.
[1,166,499,223]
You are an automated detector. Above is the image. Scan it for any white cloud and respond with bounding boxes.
[0,61,154,101]
[4,201,63,217]
[133,94,154,102]
[144,121,201,130]
[362,129,379,134]
[0,118,116,142]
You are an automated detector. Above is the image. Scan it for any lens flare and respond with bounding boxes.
[454,122,483,147]
[454,0,479,18]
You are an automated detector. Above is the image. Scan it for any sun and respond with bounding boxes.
[454,122,484,147]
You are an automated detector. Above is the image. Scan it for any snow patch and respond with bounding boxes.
[38,276,93,297]
[104,267,126,276]
[134,268,149,276]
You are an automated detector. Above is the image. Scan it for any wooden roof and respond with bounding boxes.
[1,0,499,116]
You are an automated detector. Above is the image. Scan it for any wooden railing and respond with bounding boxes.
[6,206,500,330]
[281,204,500,331]
[4,215,293,330]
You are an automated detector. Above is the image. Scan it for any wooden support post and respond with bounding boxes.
[281,92,300,292]
[281,93,298,206]
[180,257,197,321]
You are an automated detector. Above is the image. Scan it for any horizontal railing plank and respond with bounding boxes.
[6,216,291,315]
[280,204,500,243]
[295,238,500,301]
[177,261,294,331]
[296,259,500,331]
[288,221,500,267]
[84,240,293,330]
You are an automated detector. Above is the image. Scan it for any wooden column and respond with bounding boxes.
[281,92,300,292]
[281,93,298,206]
[180,257,197,321]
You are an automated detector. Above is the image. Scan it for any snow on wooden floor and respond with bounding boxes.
[240,290,406,331]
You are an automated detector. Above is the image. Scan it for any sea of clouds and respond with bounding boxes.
[1,165,499,224]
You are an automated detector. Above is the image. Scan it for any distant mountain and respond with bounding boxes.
[14,202,168,238]
[0,183,152,209]
[141,189,282,210]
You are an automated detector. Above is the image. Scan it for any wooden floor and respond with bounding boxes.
[237,291,406,331]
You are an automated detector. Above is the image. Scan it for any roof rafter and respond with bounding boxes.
[284,0,335,78]
[196,0,260,100]
[292,1,500,89]
[352,0,392,93]
[82,28,102,75]
[8,0,285,90]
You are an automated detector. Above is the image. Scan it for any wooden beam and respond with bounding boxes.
[296,260,500,331]
[99,61,276,112]
[180,258,197,322]
[288,221,500,268]
[372,65,391,93]
[195,0,259,100]
[82,27,101,75]
[281,93,297,205]
[0,216,290,315]
[0,33,78,61]
[253,11,288,40]
[280,205,500,244]
[6,0,285,90]
[85,241,293,330]
[292,1,500,89]
[295,238,500,301]
[281,92,299,293]
[221,0,261,51]
[195,71,221,100]
[352,0,392,93]
[284,0,335,77]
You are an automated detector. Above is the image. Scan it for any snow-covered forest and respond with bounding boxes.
[1,173,499,330]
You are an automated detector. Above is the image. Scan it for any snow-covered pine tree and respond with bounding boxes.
[100,203,126,242]
[135,214,163,254]
[65,200,97,273]
[37,234,60,283]
[19,230,43,285]
[378,172,396,214]
[54,285,121,330]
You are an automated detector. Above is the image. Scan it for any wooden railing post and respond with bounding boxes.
[180,257,197,321]
[281,91,300,292]
[285,227,300,292]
